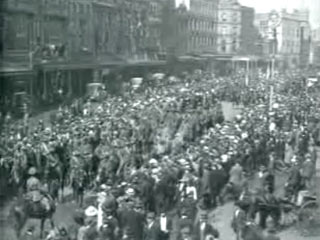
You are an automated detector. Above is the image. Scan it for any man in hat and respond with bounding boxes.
[228,161,244,200]
[301,153,315,190]
[194,211,219,240]
[286,157,302,201]
[118,197,144,240]
[143,211,162,240]
[82,206,99,240]
[25,167,50,211]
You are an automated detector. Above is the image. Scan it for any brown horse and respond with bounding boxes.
[11,194,56,238]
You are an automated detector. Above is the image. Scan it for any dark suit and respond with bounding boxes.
[118,209,144,240]
[143,222,162,240]
[193,222,219,240]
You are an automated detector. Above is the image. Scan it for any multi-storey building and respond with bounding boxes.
[68,0,94,57]
[255,9,312,68]
[311,27,320,67]
[217,0,241,55]
[164,0,219,57]
[1,0,39,110]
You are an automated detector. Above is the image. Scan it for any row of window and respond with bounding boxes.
[70,2,91,14]
[219,10,240,23]
[192,1,218,17]
[220,25,240,35]
[219,38,238,53]
[189,35,216,48]
[188,19,216,32]
[282,40,300,54]
[283,27,300,38]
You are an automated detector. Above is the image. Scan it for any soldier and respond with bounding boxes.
[26,167,50,211]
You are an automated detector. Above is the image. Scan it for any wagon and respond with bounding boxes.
[295,191,319,236]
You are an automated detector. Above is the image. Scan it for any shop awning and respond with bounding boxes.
[125,60,166,67]
[0,64,34,77]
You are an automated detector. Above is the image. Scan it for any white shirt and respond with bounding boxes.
[200,222,206,231]
[97,203,103,230]
[148,221,154,229]
[186,186,197,200]
[160,216,167,232]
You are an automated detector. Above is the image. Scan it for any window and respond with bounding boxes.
[221,39,226,52]
[232,39,237,52]
[221,13,227,22]
[222,26,227,35]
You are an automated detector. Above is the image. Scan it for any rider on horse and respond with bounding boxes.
[26,167,50,211]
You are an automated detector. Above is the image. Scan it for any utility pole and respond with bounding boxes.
[268,12,280,112]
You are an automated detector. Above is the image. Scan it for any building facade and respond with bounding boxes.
[255,9,312,68]
[311,27,320,67]
[217,0,241,55]
[239,6,260,55]
[164,0,219,57]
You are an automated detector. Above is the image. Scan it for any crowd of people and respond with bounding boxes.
[0,69,319,240]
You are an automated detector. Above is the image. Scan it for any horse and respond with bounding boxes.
[10,193,56,238]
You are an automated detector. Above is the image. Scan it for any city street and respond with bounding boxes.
[1,0,320,240]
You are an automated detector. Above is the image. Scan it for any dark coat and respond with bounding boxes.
[143,222,162,240]
[193,222,219,240]
[118,209,144,240]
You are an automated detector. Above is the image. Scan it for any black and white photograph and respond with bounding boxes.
[0,0,320,239]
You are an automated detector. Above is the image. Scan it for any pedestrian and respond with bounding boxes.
[143,211,162,240]
[228,161,244,199]
[194,211,219,240]
[301,153,315,190]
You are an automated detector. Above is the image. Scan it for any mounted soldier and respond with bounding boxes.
[25,167,51,212]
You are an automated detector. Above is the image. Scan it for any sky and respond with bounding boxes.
[239,0,304,13]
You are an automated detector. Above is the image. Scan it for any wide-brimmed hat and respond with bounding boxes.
[28,167,37,175]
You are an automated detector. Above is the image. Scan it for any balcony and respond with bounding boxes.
[5,0,37,14]
[43,0,68,18]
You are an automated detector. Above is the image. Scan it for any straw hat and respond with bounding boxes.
[85,206,98,217]
[28,167,37,175]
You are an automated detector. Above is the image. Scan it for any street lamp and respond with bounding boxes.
[268,11,281,112]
